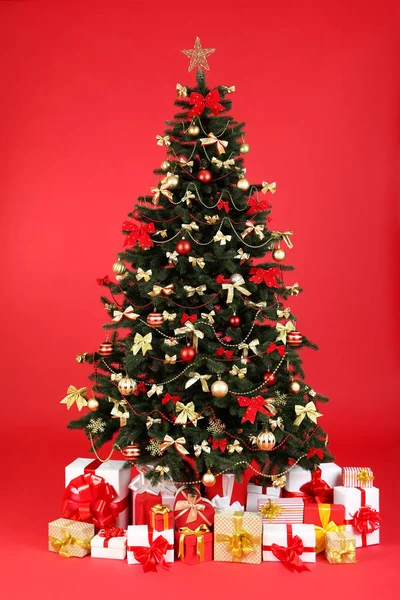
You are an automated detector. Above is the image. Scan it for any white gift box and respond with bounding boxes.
[91,530,127,560]
[284,462,342,493]
[65,458,131,529]
[129,468,176,525]
[262,524,316,562]
[246,483,281,512]
[211,495,244,510]
[127,525,174,565]
[333,486,380,547]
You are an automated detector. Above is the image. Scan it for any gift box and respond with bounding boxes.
[303,503,345,553]
[174,486,215,530]
[91,527,127,560]
[150,504,174,532]
[175,525,213,564]
[48,518,94,558]
[258,497,304,524]
[64,458,131,529]
[214,510,262,564]
[129,468,176,526]
[333,486,380,547]
[325,531,357,564]
[342,467,374,489]
[127,525,174,570]
[284,463,342,503]
[246,482,282,512]
[210,496,244,511]
[262,524,316,567]
[205,471,250,507]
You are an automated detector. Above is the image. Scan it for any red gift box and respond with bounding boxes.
[129,470,176,526]
[303,503,345,553]
[174,487,215,530]
[150,504,174,532]
[175,527,213,564]
[205,471,251,506]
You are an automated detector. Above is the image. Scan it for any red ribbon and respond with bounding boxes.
[162,393,180,405]
[181,313,197,324]
[237,395,274,424]
[306,448,324,460]
[187,90,224,119]
[215,274,230,284]
[268,525,310,572]
[215,347,234,360]
[122,220,155,250]
[247,196,270,214]
[344,488,381,546]
[210,438,228,452]
[249,267,282,287]
[99,527,125,548]
[134,381,147,396]
[130,535,170,573]
[96,275,110,286]
[217,199,230,213]
[267,342,285,357]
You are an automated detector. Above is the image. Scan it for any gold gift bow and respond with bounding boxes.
[294,401,323,426]
[235,248,250,263]
[259,499,285,523]
[179,157,194,171]
[153,230,167,238]
[222,277,251,303]
[238,338,259,363]
[271,230,294,249]
[200,310,215,324]
[136,268,152,282]
[212,157,235,169]
[182,190,195,206]
[156,134,171,146]
[166,251,179,265]
[314,504,344,554]
[200,132,228,155]
[49,530,92,558]
[277,307,291,319]
[189,256,205,269]
[151,182,173,204]
[60,385,88,411]
[151,504,171,530]
[229,365,247,379]
[159,435,189,455]
[176,83,188,97]
[213,230,232,245]
[356,468,374,485]
[146,416,162,429]
[131,332,153,356]
[175,401,203,426]
[109,397,130,426]
[241,220,265,240]
[162,311,177,321]
[327,534,356,564]
[164,354,177,364]
[227,440,243,454]
[285,283,300,295]
[147,384,164,397]
[174,321,204,350]
[215,511,260,561]
[184,284,207,297]
[154,465,170,477]
[185,372,211,392]
[178,525,211,562]
[261,181,276,194]
[205,215,220,224]
[269,416,284,431]
[175,490,212,526]
[194,440,210,457]
[222,85,235,94]
[182,221,199,232]
[112,306,140,322]
[149,284,175,297]
[276,320,296,344]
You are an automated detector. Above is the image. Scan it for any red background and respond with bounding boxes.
[1,0,399,597]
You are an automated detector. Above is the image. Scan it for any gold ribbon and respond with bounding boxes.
[188,256,205,269]
[227,440,243,454]
[175,401,203,426]
[49,531,91,558]
[112,306,139,322]
[182,221,199,232]
[212,156,235,169]
[271,230,294,249]
[136,268,152,282]
[221,85,235,94]
[205,215,220,224]
[60,385,88,411]
[229,365,247,379]
[147,384,164,397]
[201,310,215,324]
[185,372,211,392]
[156,134,171,146]
[182,190,195,206]
[178,525,210,562]
[241,220,265,240]
[146,416,162,429]
[356,468,374,485]
[259,499,284,523]
[194,440,210,457]
[175,491,212,526]
[164,354,177,364]
[261,181,276,194]
[277,307,291,319]
[184,284,206,297]
[154,465,170,478]
[222,276,251,303]
[238,338,259,363]
[162,311,177,321]
[166,250,179,265]
[326,532,356,564]
[269,416,284,431]
[151,182,173,204]
[131,332,153,356]
[149,284,175,297]
[293,401,322,426]
[215,511,260,561]
[271,474,286,488]
[200,132,228,155]
[213,230,232,245]
[235,248,250,263]
[151,504,171,530]
[176,83,187,97]
[285,283,300,295]
[159,435,189,455]
[174,321,204,350]
[276,320,296,344]
[179,157,194,171]
[75,353,88,363]
[108,397,129,426]
[153,230,167,238]
[314,504,345,553]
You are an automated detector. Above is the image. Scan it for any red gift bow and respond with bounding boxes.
[215,347,234,360]
[132,535,170,573]
[62,472,122,528]
[174,490,213,526]
[122,220,155,250]
[210,438,228,452]
[97,275,110,286]
[215,274,230,284]
[247,195,270,214]
[351,506,381,535]
[270,535,310,573]
[217,199,230,213]
[162,393,180,405]
[267,342,285,357]
[249,267,282,287]
[133,381,147,396]
[298,468,333,504]
[181,313,197,324]
[306,448,324,460]
[187,90,225,119]
[237,395,275,424]
[99,527,125,548]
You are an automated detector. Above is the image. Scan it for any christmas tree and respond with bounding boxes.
[64,37,333,489]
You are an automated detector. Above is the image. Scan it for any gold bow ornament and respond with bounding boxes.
[285,283,300,296]
[151,504,172,530]
[222,276,251,303]
[176,83,188,97]
[229,365,247,379]
[131,332,153,356]
[147,384,164,397]
[151,181,173,204]
[179,157,194,171]
[200,132,228,155]
[162,311,177,322]
[271,230,294,249]
[200,310,215,324]
[146,416,162,429]
[112,306,140,322]
[108,397,129,426]
[314,504,345,553]
[261,181,276,194]
[212,157,235,169]
[205,215,220,224]
[185,372,212,392]
[159,435,189,455]
[276,320,296,344]
[60,385,88,411]
[178,525,211,562]
[277,307,291,319]
[221,85,235,94]
[184,284,206,297]
[258,499,284,523]
[238,338,259,363]
[48,519,94,558]
[241,220,265,240]
[227,440,243,454]
[174,489,213,526]
[174,321,204,350]
[175,401,203,427]
[182,190,196,207]
[194,440,210,457]
[166,250,179,265]
[149,283,175,297]
[213,230,232,245]
[156,134,171,146]
[293,401,323,426]
[235,248,250,263]
[164,354,177,364]
[325,531,356,564]
[182,221,199,232]
[215,511,260,562]
[189,256,205,269]
[269,416,284,431]
[153,465,170,478]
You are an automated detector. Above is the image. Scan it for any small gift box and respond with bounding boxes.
[303,503,345,553]
[211,496,244,511]
[127,525,174,570]
[214,510,262,564]
[174,486,215,530]
[258,497,304,524]
[246,482,282,512]
[64,458,131,529]
[205,471,251,507]
[129,468,176,526]
[91,527,127,560]
[284,463,342,503]
[333,486,380,547]
[150,504,174,532]
[342,467,374,489]
[48,518,94,558]
[175,525,213,564]
[262,524,316,570]
[325,531,357,564]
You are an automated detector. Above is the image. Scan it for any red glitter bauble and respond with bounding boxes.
[176,238,192,255]
[98,341,113,356]
[263,371,277,387]
[197,169,212,183]
[229,315,241,327]
[287,330,303,347]
[147,311,164,327]
[179,346,197,362]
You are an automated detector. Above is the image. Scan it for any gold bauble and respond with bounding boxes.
[87,397,99,412]
[289,380,301,394]
[237,177,250,191]
[188,124,200,136]
[121,443,141,462]
[202,469,216,487]
[166,174,179,189]
[211,380,229,398]
[272,247,286,262]
[161,160,171,171]
[112,260,126,275]
[240,142,250,154]
[118,376,137,396]
[256,430,276,451]
[230,273,242,284]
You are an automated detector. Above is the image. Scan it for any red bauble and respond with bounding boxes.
[98,341,113,356]
[147,311,164,327]
[263,371,277,386]
[287,330,303,347]
[229,315,241,327]
[176,238,192,255]
[197,169,212,183]
[179,346,197,362]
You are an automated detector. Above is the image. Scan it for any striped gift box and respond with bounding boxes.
[257,497,304,524]
[342,467,374,488]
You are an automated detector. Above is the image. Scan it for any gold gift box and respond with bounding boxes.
[48,518,94,558]
[214,510,262,564]
[325,531,357,564]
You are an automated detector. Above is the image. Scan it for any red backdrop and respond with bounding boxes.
[1,0,399,596]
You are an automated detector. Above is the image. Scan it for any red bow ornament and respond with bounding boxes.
[306,448,324,460]
[211,438,228,452]
[271,535,310,573]
[237,395,275,424]
[162,393,180,405]
[181,313,197,324]
[97,275,110,286]
[133,535,170,573]
[215,347,234,360]
[249,267,282,287]
[188,90,225,119]
[122,220,155,250]
[267,342,285,357]
[351,506,381,535]
[133,381,147,396]
[299,468,333,504]
[247,196,270,214]
[62,473,121,528]
[217,199,230,213]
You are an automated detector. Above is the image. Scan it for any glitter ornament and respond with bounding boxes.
[98,341,113,356]
[256,430,276,451]
[118,376,137,396]
[201,470,217,487]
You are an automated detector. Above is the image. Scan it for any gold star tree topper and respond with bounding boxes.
[181,37,215,72]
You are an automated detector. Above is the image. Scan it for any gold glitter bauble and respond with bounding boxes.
[87,398,99,412]
[237,177,250,191]
[201,469,216,487]
[211,380,229,398]
[289,380,302,394]
[256,430,276,451]
[112,260,126,275]
[161,160,171,171]
[166,174,179,189]
[240,143,250,154]
[188,124,200,136]
[272,247,286,262]
[117,376,137,396]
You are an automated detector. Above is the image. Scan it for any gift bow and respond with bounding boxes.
[200,132,228,155]
[286,282,300,295]
[146,416,162,429]
[259,499,285,523]
[235,248,250,263]
[175,490,213,526]
[314,504,344,553]
[237,338,259,362]
[131,332,153,356]
[182,221,199,232]
[99,527,125,547]
[159,435,189,455]
[164,354,177,364]
[213,230,232,245]
[356,468,374,485]
[247,195,270,214]
[175,401,203,426]
[188,90,224,118]
[184,284,207,296]
[162,311,176,321]
[205,215,220,224]
[222,277,251,303]
[249,267,282,287]
[277,307,291,319]
[109,397,130,426]
[189,256,205,269]
[60,385,88,411]
[176,83,188,97]
[201,310,215,324]
[328,536,357,564]
[267,342,286,357]
[298,468,333,504]
[237,395,275,424]
[294,401,322,426]
[227,440,243,454]
[112,306,139,322]
[151,182,173,204]
[174,321,204,345]
[149,284,175,297]
[276,320,296,344]
[147,384,164,397]
[133,535,170,573]
[269,416,284,431]
[261,181,276,194]
[62,472,120,528]
[182,190,196,206]
[222,85,235,94]
[136,268,152,282]
[178,157,194,170]
[178,525,210,562]
[351,506,381,535]
[215,511,259,561]
[122,220,155,250]
[271,535,309,572]
[241,220,265,240]
[230,365,247,378]
[156,134,171,146]
[194,440,211,457]
[271,230,294,249]
[166,250,179,265]
[49,531,92,558]
[212,156,235,169]
[185,372,211,392]
[154,465,170,477]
